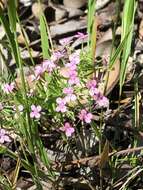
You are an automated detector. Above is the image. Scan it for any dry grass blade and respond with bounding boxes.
[11,157,21,189]
[119,168,143,190]
[99,140,109,168]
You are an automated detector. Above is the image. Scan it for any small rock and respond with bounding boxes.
[50,19,87,37]
[63,0,87,9]
[65,7,84,18]
[54,6,68,21]
[96,0,111,10]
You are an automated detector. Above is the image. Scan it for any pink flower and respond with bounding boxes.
[89,87,99,97]
[60,63,77,78]
[59,37,73,46]
[86,80,99,97]
[30,105,42,119]
[84,113,93,123]
[63,87,73,94]
[86,80,97,89]
[96,95,109,108]
[65,94,77,102]
[63,87,76,102]
[79,109,93,124]
[60,122,75,137]
[65,62,77,70]
[79,109,87,121]
[35,65,44,78]
[42,60,56,73]
[3,82,15,94]
[56,98,67,113]
[75,32,88,40]
[51,50,65,61]
[69,52,80,65]
[0,129,11,144]
[68,76,80,86]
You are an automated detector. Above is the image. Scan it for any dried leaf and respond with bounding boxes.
[96,40,120,95]
[139,19,143,40]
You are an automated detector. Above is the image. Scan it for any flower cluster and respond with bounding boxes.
[60,51,80,86]
[86,79,109,108]
[0,129,11,144]
[55,86,77,113]
[34,59,56,79]
[1,32,110,141]
[63,87,76,103]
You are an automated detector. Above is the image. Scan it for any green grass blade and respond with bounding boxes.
[87,0,96,48]
[119,0,136,95]
[0,7,18,64]
[7,0,17,32]
[109,30,131,69]
[40,14,50,59]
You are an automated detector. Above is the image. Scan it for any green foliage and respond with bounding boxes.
[0,0,140,189]
[119,0,136,95]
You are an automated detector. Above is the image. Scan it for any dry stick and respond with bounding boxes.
[54,146,143,171]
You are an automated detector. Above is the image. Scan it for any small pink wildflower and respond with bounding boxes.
[86,80,98,97]
[79,109,93,124]
[42,60,56,73]
[96,95,109,108]
[75,32,88,40]
[30,105,42,119]
[56,98,67,113]
[61,68,79,84]
[89,87,99,97]
[0,129,11,144]
[3,82,15,94]
[60,122,75,137]
[86,80,97,89]
[35,65,44,78]
[68,76,80,86]
[63,87,76,102]
[63,87,73,94]
[59,37,73,46]
[65,62,77,70]
[69,51,80,65]
[51,50,65,61]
